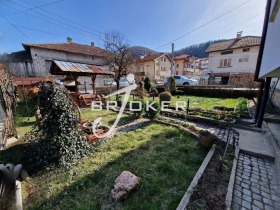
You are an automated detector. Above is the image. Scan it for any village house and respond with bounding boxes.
[135,53,171,82]
[195,57,208,72]
[174,54,199,76]
[206,33,261,84]
[3,37,111,88]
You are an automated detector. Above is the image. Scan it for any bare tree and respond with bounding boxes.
[103,32,135,91]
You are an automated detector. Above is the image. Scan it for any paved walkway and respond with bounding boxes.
[232,153,280,210]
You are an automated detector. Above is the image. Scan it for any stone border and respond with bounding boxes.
[225,146,240,210]
[176,144,216,210]
[15,180,23,210]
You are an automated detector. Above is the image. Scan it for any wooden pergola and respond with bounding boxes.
[50,60,114,93]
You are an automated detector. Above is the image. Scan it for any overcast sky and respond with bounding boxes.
[0,0,267,54]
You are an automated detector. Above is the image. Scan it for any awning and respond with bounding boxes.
[50,60,114,76]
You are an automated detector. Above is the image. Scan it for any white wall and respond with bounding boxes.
[259,0,280,78]
[208,46,259,74]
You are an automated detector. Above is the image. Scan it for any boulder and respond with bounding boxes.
[111,171,140,201]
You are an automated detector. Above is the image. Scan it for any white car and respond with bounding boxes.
[163,75,198,86]
[112,77,135,87]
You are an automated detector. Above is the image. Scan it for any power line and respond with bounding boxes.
[5,0,102,39]
[1,0,66,17]
[154,0,254,50]
[2,17,33,42]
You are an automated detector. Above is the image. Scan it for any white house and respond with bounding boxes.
[206,33,261,84]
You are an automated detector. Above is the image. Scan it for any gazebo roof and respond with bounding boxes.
[50,60,114,76]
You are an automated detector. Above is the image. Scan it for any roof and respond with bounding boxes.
[205,36,261,53]
[174,54,191,60]
[136,53,171,63]
[5,50,32,62]
[23,42,108,57]
[14,77,51,86]
[50,60,114,76]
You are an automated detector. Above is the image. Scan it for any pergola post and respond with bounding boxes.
[91,75,97,93]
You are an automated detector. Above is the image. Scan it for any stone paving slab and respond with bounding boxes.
[232,153,280,210]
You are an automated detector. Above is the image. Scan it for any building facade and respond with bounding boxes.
[206,34,261,84]
[135,53,171,81]
[174,54,198,76]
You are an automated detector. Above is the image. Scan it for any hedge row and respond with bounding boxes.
[156,86,259,99]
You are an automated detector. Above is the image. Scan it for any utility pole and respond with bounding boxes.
[171,43,175,76]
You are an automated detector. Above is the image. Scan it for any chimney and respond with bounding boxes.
[67,37,72,43]
[236,31,243,39]
[91,42,94,47]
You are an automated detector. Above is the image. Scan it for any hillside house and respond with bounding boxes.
[135,53,171,81]
[206,33,261,84]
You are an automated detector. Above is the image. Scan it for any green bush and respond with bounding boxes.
[159,91,172,103]
[131,99,145,118]
[235,97,248,115]
[144,77,151,92]
[24,82,89,170]
[164,76,176,93]
[145,100,160,119]
[150,87,158,94]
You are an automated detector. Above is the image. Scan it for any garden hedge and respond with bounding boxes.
[156,86,259,99]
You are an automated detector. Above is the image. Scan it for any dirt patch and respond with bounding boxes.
[187,141,234,210]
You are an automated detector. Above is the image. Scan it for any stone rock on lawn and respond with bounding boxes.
[111,171,140,201]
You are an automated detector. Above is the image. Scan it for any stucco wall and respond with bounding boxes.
[208,46,259,74]
[175,59,184,75]
[155,55,171,79]
[259,0,280,78]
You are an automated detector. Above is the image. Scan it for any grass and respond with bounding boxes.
[15,102,135,137]
[21,123,208,210]
[126,95,239,110]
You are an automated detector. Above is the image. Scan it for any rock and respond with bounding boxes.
[111,171,140,201]
[13,164,23,180]
[20,169,29,181]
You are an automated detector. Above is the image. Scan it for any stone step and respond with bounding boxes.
[233,123,266,133]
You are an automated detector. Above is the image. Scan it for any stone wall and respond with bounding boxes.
[228,73,260,88]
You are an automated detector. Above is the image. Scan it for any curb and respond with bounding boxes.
[225,146,240,210]
[176,144,216,210]
[15,180,23,210]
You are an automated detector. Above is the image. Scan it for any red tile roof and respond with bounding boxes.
[23,42,108,57]
[174,54,191,60]
[205,36,261,53]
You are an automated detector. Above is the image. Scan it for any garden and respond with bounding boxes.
[0,78,247,209]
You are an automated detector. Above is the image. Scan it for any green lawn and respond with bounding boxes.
[126,95,239,110]
[21,122,207,210]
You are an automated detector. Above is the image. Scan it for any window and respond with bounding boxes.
[219,58,232,67]
[176,64,179,68]
[161,57,166,62]
[221,50,233,55]
[161,67,166,71]
[243,48,250,52]
[176,71,178,75]
[239,58,249,62]
[174,76,180,79]
[156,70,160,76]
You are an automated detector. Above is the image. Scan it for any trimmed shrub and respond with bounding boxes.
[150,87,158,94]
[144,77,151,92]
[145,100,160,119]
[159,91,172,103]
[131,99,145,118]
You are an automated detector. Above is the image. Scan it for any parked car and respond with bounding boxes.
[163,75,198,86]
[111,77,135,87]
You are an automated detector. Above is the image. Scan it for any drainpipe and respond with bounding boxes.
[256,77,271,128]
[254,80,265,123]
